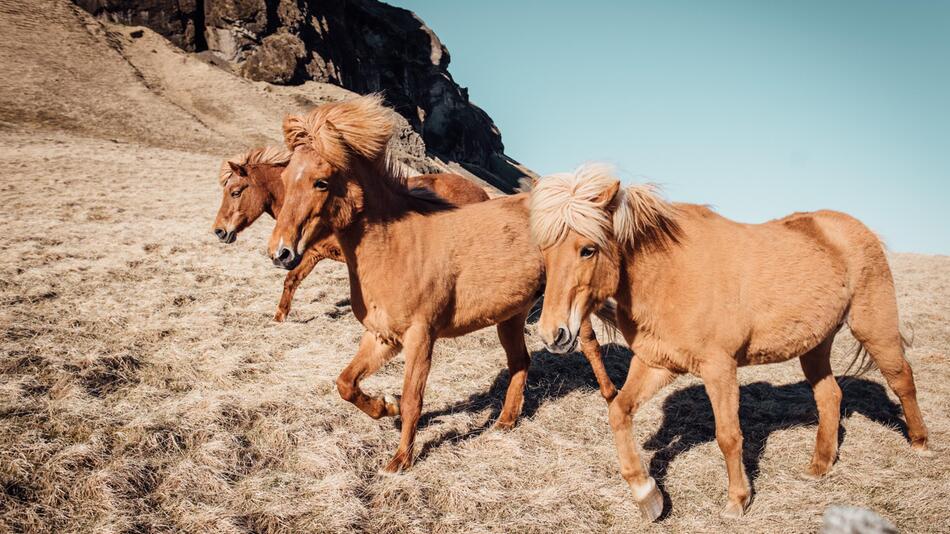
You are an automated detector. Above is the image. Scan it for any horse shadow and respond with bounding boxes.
[410,343,909,507]
[412,343,634,460]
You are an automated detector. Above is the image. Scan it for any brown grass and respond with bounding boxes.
[1,1,948,531]
[1,130,948,533]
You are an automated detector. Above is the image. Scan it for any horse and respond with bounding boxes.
[529,163,931,521]
[266,95,618,472]
[211,146,492,321]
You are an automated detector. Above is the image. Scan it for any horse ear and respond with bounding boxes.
[228,161,247,177]
[595,180,621,209]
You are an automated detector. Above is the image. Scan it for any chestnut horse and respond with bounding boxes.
[266,95,618,472]
[212,146,491,321]
[529,163,930,520]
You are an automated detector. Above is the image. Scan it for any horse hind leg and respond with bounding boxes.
[847,272,930,454]
[799,334,842,479]
[494,311,531,430]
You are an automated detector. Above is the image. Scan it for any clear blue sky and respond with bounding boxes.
[391,1,949,254]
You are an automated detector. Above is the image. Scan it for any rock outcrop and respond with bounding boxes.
[75,0,534,191]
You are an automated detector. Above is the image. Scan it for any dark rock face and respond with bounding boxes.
[75,0,205,50]
[76,0,527,190]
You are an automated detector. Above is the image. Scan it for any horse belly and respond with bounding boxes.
[442,271,541,337]
[743,254,850,366]
[445,254,542,336]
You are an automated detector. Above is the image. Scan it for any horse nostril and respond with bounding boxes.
[554,327,569,346]
[277,247,294,263]
[214,228,226,240]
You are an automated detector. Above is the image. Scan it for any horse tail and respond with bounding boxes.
[842,341,876,378]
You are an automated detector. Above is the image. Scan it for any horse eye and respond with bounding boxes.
[580,246,597,258]
[314,180,328,191]
[230,189,242,198]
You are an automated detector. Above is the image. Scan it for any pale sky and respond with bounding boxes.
[392,1,950,254]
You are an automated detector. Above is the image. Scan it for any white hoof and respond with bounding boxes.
[632,477,663,522]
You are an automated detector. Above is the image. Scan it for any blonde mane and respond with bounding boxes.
[282,94,405,183]
[530,163,679,250]
[218,146,292,186]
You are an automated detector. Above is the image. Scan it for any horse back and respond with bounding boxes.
[626,206,884,367]
[408,173,491,206]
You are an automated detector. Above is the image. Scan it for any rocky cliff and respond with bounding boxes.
[75,0,533,191]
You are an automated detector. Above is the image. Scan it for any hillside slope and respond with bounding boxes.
[0,0,503,190]
[76,0,535,191]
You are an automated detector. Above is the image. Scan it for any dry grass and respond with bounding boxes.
[1,131,948,533]
[1,1,948,532]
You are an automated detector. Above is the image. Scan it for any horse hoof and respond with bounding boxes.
[912,443,935,458]
[493,419,516,432]
[384,394,401,417]
[801,463,830,480]
[273,311,286,322]
[633,477,663,522]
[382,453,412,473]
[719,500,748,519]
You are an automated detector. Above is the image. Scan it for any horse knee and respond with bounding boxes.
[828,382,843,404]
[608,399,632,432]
[816,378,842,405]
[716,429,743,455]
[336,375,357,402]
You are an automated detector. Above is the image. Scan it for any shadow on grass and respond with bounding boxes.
[411,343,909,509]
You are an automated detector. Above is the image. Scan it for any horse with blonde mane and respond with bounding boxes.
[212,146,490,321]
[529,163,931,520]
[266,95,618,472]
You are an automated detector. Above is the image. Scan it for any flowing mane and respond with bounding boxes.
[282,94,406,185]
[530,163,680,250]
[218,146,292,186]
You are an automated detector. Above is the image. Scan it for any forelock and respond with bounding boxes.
[529,163,620,249]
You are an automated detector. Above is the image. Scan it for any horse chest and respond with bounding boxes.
[347,281,408,346]
[352,298,403,345]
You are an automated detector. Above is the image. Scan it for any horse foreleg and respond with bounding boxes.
[274,247,324,322]
[384,325,435,473]
[495,311,531,430]
[610,356,677,522]
[702,359,751,519]
[579,317,617,403]
[336,331,401,419]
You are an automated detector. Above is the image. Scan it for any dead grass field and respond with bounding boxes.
[1,130,948,533]
[2,1,949,532]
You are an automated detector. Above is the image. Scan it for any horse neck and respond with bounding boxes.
[618,225,684,323]
[254,164,287,218]
[334,160,430,258]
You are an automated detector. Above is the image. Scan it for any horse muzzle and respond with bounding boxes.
[214,228,236,244]
[543,326,578,354]
[272,246,301,270]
